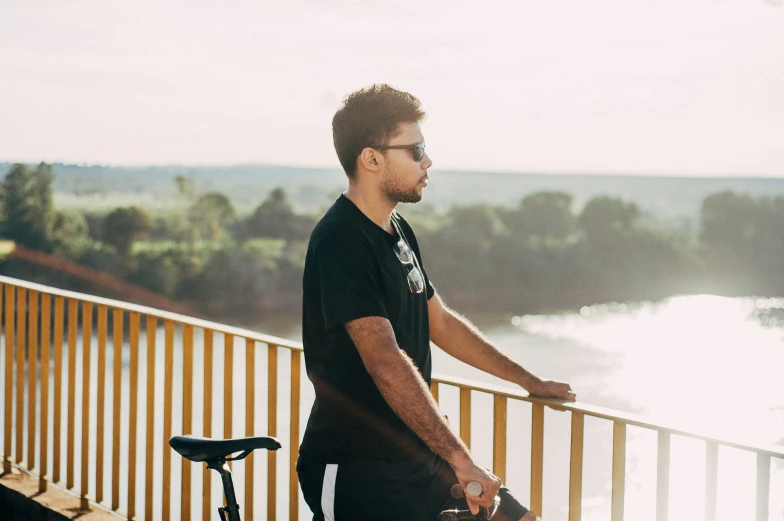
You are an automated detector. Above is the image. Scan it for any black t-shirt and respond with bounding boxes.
[299,194,436,463]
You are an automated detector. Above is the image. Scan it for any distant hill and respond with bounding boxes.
[4,162,784,227]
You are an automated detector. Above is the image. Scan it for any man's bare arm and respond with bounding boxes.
[344,315,500,512]
[428,293,576,401]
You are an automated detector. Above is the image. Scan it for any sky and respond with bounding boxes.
[0,0,782,177]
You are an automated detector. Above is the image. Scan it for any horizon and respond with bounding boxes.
[4,159,784,182]
[1,1,783,177]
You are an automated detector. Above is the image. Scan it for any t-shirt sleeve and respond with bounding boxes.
[418,247,436,301]
[315,235,389,331]
[425,269,435,300]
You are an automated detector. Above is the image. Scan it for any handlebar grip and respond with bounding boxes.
[466,481,483,497]
[450,481,484,498]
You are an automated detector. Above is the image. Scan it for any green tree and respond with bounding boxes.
[447,205,503,248]
[188,192,236,241]
[244,188,315,241]
[0,163,56,250]
[51,211,90,258]
[102,207,152,259]
[578,196,640,241]
[82,212,105,241]
[420,205,502,308]
[174,175,195,201]
[165,175,199,248]
[128,249,200,298]
[700,191,784,294]
[502,191,575,243]
[700,191,759,257]
[182,244,279,315]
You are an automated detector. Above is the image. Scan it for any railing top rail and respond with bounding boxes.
[432,372,784,459]
[0,275,303,351]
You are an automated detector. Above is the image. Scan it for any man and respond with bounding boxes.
[297,84,576,521]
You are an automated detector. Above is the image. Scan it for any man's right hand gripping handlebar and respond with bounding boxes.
[452,453,501,516]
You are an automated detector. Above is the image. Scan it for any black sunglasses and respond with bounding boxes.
[371,143,426,162]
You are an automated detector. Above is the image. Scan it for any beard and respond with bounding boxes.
[380,165,422,204]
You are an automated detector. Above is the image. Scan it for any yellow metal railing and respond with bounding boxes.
[1,275,782,521]
[430,373,784,521]
[0,276,304,521]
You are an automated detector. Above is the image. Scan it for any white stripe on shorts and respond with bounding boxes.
[321,463,339,521]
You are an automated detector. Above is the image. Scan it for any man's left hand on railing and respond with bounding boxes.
[525,378,576,401]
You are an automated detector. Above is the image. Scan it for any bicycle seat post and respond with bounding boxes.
[207,458,242,521]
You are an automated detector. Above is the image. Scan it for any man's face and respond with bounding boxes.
[379,122,432,204]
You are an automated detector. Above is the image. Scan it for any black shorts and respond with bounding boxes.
[296,450,529,521]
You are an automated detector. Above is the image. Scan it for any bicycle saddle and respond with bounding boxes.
[169,435,281,463]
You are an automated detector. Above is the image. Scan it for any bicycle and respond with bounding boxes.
[170,434,499,521]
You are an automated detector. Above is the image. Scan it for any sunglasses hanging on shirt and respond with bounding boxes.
[391,217,425,294]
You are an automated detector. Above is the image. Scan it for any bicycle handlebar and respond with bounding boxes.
[443,481,500,521]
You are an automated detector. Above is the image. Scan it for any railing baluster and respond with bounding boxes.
[755,453,770,521]
[80,302,93,511]
[493,395,507,484]
[459,387,471,449]
[181,324,193,521]
[202,330,213,521]
[530,403,544,516]
[66,298,76,489]
[267,343,278,521]
[162,320,175,521]
[52,296,63,483]
[16,287,26,466]
[145,316,157,521]
[245,338,257,521]
[611,421,626,521]
[96,306,108,503]
[656,431,671,521]
[39,293,51,492]
[27,290,38,471]
[111,309,123,511]
[289,349,301,521]
[569,411,584,521]
[221,333,234,512]
[224,335,233,442]
[128,312,140,520]
[2,284,12,474]
[704,441,718,521]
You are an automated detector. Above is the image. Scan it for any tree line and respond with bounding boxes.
[1,163,783,322]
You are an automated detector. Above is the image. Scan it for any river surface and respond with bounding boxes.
[459,295,784,521]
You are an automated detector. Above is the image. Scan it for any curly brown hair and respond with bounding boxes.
[332,84,426,177]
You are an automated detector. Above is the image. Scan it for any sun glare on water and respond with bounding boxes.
[513,295,784,521]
